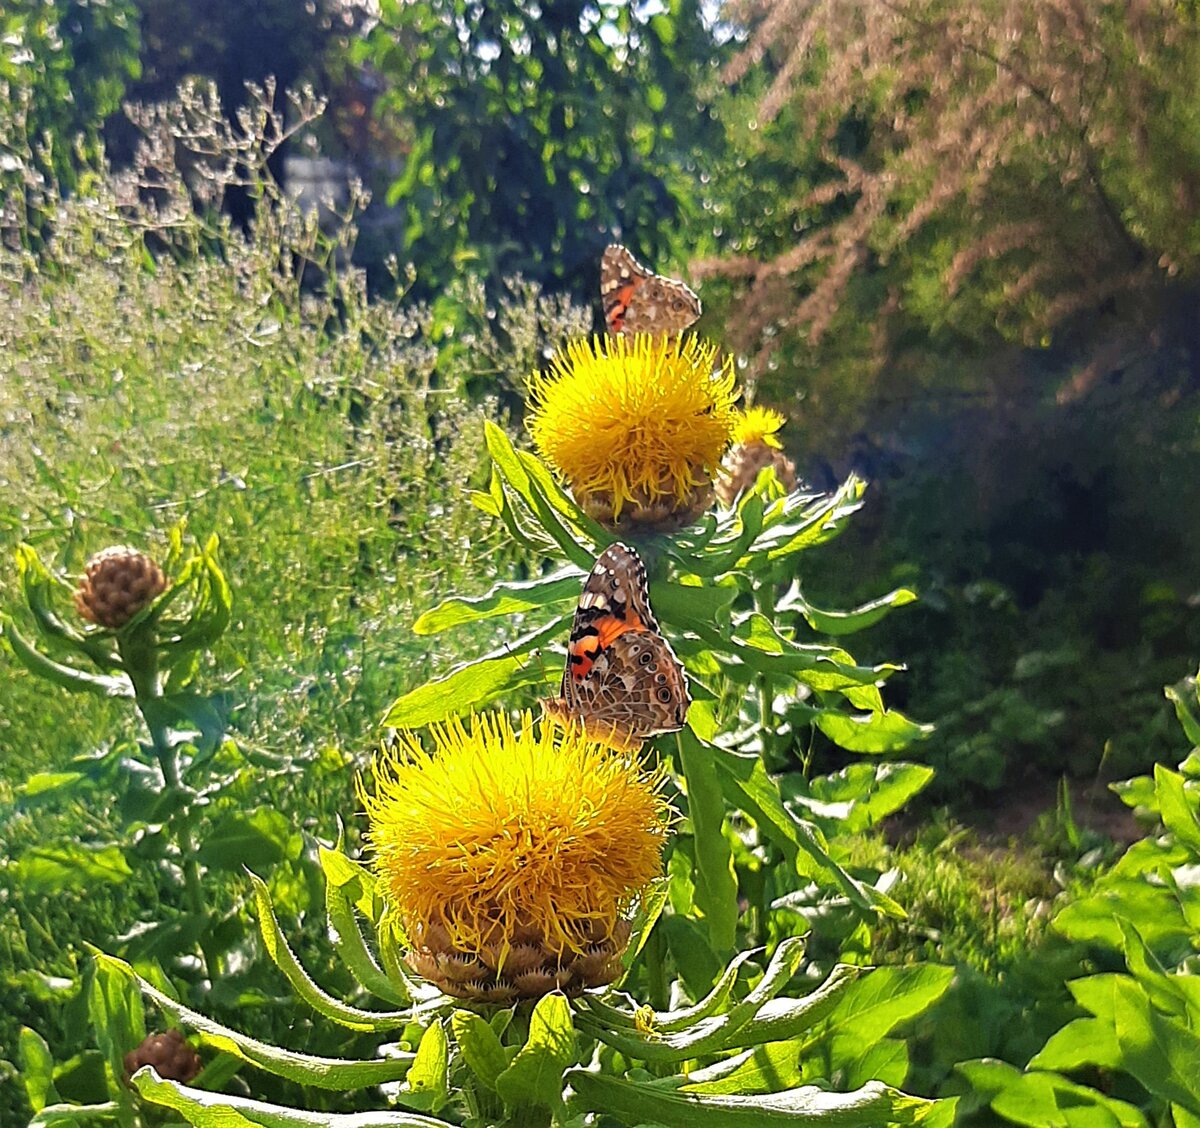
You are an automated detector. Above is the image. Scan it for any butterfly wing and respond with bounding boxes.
[556,630,690,751]
[600,244,701,337]
[545,542,690,750]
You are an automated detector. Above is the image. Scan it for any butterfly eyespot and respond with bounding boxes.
[654,672,667,684]
[638,651,653,666]
[656,688,673,704]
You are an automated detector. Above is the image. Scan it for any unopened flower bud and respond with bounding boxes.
[123,1028,201,1083]
[74,547,166,628]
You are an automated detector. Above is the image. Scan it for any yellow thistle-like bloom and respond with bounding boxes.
[529,335,739,532]
[360,712,672,1001]
[717,405,798,505]
[732,406,787,450]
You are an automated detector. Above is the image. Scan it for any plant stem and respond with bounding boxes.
[120,627,209,968]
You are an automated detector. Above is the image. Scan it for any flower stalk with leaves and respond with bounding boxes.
[30,314,954,1127]
[388,332,926,954]
[1,526,235,968]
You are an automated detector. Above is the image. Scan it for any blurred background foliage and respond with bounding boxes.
[4,1,1200,1123]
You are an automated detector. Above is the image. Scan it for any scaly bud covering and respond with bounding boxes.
[74,546,166,628]
[123,1029,201,1083]
[361,712,672,1001]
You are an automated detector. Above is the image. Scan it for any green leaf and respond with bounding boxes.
[413,573,579,635]
[580,948,758,1034]
[14,844,132,892]
[575,937,809,1064]
[1,613,132,697]
[319,846,410,1006]
[781,586,918,636]
[19,1027,58,1114]
[677,729,738,952]
[381,615,566,728]
[958,1060,1149,1128]
[404,1022,450,1112]
[716,751,905,918]
[96,954,416,1090]
[85,950,145,1104]
[452,1011,507,1091]
[141,692,228,759]
[1054,879,1191,955]
[651,577,739,633]
[808,966,955,1068]
[1029,1017,1123,1072]
[484,422,593,568]
[1154,763,1200,855]
[29,1101,122,1126]
[197,810,292,872]
[719,963,864,1051]
[495,992,576,1115]
[681,1039,808,1096]
[248,872,408,1032]
[1165,680,1200,747]
[804,762,936,832]
[813,708,932,754]
[17,772,87,801]
[131,1069,451,1126]
[568,1071,938,1125]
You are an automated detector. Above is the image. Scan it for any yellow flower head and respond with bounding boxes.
[360,711,672,1000]
[732,405,787,450]
[528,335,739,530]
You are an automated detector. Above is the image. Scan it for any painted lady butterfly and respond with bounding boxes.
[600,244,701,337]
[543,542,690,751]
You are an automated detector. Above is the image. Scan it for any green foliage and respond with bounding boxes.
[0,0,140,188]
[355,0,723,294]
[0,83,585,1124]
[82,856,954,1127]
[960,668,1200,1127]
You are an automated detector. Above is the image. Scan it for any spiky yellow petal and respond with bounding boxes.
[732,406,787,449]
[528,335,738,530]
[360,712,671,998]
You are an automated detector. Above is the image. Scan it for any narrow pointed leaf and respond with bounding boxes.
[319,846,409,1006]
[96,954,415,1089]
[677,729,738,952]
[132,1069,451,1126]
[413,574,580,635]
[248,872,408,1031]
[568,1070,938,1125]
[382,616,566,727]
[781,587,918,637]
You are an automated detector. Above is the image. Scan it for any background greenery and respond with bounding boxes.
[2,1,1199,1125]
